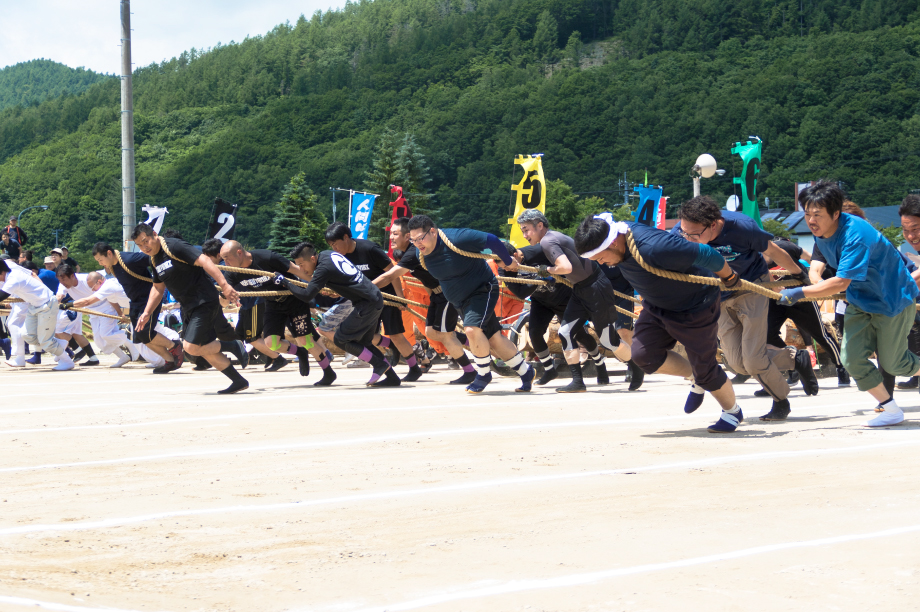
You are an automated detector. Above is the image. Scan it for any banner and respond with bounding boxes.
[632,185,663,227]
[656,197,668,230]
[141,205,168,234]
[349,192,377,240]
[731,138,763,227]
[386,185,412,257]
[206,198,239,243]
[508,154,546,248]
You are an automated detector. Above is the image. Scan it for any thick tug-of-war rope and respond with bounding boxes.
[116,251,154,283]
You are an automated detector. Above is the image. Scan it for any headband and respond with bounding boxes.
[581,212,630,258]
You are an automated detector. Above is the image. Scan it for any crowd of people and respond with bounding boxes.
[2,180,918,432]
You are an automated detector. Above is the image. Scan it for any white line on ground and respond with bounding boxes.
[0,415,698,473]
[2,438,916,537]
[0,594,155,612]
[351,523,920,612]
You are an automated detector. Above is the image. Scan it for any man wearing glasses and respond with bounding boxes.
[406,215,535,394]
[673,196,816,422]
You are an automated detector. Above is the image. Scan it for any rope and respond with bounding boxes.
[214,263,313,288]
[157,237,190,266]
[115,251,153,283]
[381,293,429,308]
[612,289,642,304]
[0,298,24,303]
[64,306,125,321]
[236,290,293,297]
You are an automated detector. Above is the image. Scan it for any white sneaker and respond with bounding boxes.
[110,353,131,368]
[341,353,357,365]
[53,355,75,371]
[865,410,904,427]
[4,357,25,368]
[126,343,140,361]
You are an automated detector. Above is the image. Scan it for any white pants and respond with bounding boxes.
[90,315,131,355]
[56,310,82,336]
[8,302,27,358]
[24,299,65,357]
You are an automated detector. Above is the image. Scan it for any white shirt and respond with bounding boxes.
[57,273,118,316]
[91,278,130,309]
[2,262,54,307]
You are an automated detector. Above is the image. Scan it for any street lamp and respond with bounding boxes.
[17,205,48,224]
[690,154,726,197]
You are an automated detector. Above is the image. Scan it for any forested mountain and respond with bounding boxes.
[1,0,920,261]
[0,60,112,112]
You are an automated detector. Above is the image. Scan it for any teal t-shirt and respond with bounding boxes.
[815,213,918,317]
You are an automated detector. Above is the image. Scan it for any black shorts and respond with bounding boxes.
[334,298,383,347]
[235,303,265,342]
[614,295,635,331]
[456,281,502,339]
[181,301,225,346]
[560,271,620,351]
[425,292,459,332]
[130,302,161,344]
[263,297,318,341]
[379,304,405,336]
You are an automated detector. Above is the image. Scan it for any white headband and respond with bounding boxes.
[581,213,630,258]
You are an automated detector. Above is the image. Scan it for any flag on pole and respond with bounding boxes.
[349,192,377,240]
[508,154,546,249]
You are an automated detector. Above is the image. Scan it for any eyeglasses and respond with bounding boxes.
[408,229,433,245]
[678,225,710,240]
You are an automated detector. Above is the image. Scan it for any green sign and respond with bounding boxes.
[731,138,763,228]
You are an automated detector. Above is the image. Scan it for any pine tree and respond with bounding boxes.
[269,172,325,255]
[397,133,434,217]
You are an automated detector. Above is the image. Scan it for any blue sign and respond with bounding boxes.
[632,185,663,227]
[349,193,377,240]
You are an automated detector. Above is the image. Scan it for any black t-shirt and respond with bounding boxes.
[601,263,635,295]
[345,239,395,294]
[63,256,79,269]
[771,237,803,263]
[223,249,292,303]
[113,250,155,305]
[287,250,381,306]
[3,240,20,260]
[501,244,572,308]
[810,241,836,278]
[397,246,440,289]
[150,237,218,309]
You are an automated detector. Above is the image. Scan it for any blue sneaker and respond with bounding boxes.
[684,384,705,413]
[0,338,10,359]
[708,409,743,433]
[515,365,535,392]
[25,352,41,365]
[466,372,493,394]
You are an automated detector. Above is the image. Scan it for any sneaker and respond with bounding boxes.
[447,359,460,370]
[837,366,851,387]
[450,370,477,385]
[152,361,179,374]
[341,353,358,365]
[865,410,904,427]
[4,357,25,368]
[466,372,493,394]
[265,355,288,372]
[516,365,535,392]
[896,376,918,389]
[536,367,558,386]
[794,350,819,396]
[169,342,185,369]
[684,384,705,413]
[626,360,644,391]
[110,353,131,368]
[402,364,423,382]
[346,359,370,368]
[753,388,771,397]
[760,398,791,421]
[708,409,743,433]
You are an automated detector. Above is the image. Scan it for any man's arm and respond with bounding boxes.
[809,261,826,285]
[549,254,573,276]
[72,295,105,309]
[136,282,166,331]
[763,241,803,274]
[196,253,240,305]
[287,262,312,283]
[373,265,410,288]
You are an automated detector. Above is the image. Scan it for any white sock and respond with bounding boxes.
[690,383,705,395]
[881,399,902,414]
[473,355,491,376]
[725,403,741,414]
[112,348,127,360]
[504,352,529,376]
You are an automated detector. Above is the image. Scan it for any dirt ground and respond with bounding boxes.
[0,355,919,612]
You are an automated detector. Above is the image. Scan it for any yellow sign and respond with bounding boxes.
[508,155,546,248]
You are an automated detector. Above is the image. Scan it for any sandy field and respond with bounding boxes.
[0,355,918,612]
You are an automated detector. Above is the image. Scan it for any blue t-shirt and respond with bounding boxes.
[422,229,497,305]
[673,211,771,299]
[112,250,156,306]
[619,222,720,313]
[816,213,919,317]
[37,269,59,293]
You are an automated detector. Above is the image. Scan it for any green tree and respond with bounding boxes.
[876,224,905,248]
[364,129,430,245]
[763,218,791,239]
[270,172,324,255]
[532,11,560,66]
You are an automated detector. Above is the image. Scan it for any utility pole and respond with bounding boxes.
[120,0,136,251]
[52,229,63,248]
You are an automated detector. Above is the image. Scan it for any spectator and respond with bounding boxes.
[1,232,21,261]
[60,246,80,272]
[50,248,64,268]
[4,216,27,246]
[18,250,32,265]
[43,256,57,272]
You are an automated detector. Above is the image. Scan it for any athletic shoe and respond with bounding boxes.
[536,367,558,386]
[794,350,819,396]
[152,359,181,373]
[81,357,101,366]
[732,374,750,384]
[787,370,800,386]
[346,359,370,368]
[296,347,310,377]
[556,380,587,393]
[371,368,401,387]
[707,409,743,433]
[753,388,770,397]
[266,355,288,372]
[837,366,851,387]
[684,384,705,413]
[597,363,610,386]
[4,357,25,368]
[402,365,423,382]
[450,370,477,385]
[233,340,250,369]
[110,353,131,368]
[217,379,249,394]
[759,398,791,421]
[865,410,904,427]
[419,361,433,374]
[627,360,644,391]
[314,367,337,386]
[52,355,75,371]
[169,342,185,369]
[896,376,918,389]
[516,365,535,392]
[447,359,460,370]
[466,372,493,394]
[341,353,358,365]
[25,352,41,365]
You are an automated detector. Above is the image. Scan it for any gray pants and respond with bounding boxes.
[24,299,65,357]
[719,286,795,400]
